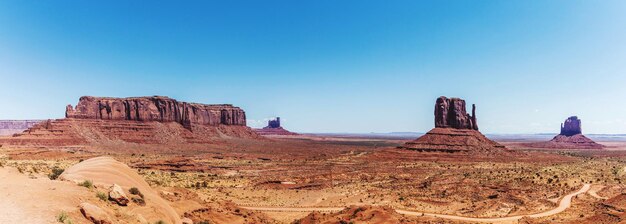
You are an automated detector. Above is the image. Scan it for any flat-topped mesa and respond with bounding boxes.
[65,96,246,128]
[434,96,478,130]
[560,116,582,136]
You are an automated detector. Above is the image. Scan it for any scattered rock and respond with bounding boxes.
[109,184,129,206]
[80,202,112,224]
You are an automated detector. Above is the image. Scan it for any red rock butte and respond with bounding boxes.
[66,96,247,127]
[526,116,604,149]
[0,96,259,146]
[254,117,299,136]
[401,96,506,153]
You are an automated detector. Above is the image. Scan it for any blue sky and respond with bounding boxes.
[1,1,626,134]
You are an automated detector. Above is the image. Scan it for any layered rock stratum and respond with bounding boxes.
[66,96,246,127]
[526,116,604,149]
[254,117,298,136]
[401,96,506,153]
[0,96,259,146]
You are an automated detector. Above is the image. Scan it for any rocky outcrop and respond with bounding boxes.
[255,117,299,136]
[0,96,260,146]
[80,202,112,224]
[435,96,478,130]
[66,96,246,128]
[560,116,582,136]
[402,96,506,153]
[266,117,281,129]
[109,184,130,206]
[526,116,604,149]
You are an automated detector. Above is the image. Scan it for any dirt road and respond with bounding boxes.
[242,184,591,223]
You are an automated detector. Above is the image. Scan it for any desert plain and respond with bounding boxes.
[1,96,626,224]
[3,128,626,223]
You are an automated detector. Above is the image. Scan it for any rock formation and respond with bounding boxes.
[401,96,506,153]
[0,96,259,146]
[266,117,281,129]
[0,120,44,136]
[79,202,112,224]
[435,96,478,130]
[66,96,246,128]
[526,116,604,149]
[560,116,582,136]
[255,117,299,136]
[109,184,130,206]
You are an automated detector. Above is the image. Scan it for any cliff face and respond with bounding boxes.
[434,96,478,130]
[66,96,246,127]
[560,116,582,136]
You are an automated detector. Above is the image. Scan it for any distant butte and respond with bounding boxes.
[401,96,507,153]
[526,116,604,149]
[254,117,299,136]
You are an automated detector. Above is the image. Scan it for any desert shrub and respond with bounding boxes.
[154,220,166,224]
[78,180,93,189]
[198,221,210,224]
[129,187,144,198]
[96,192,107,201]
[57,211,73,224]
[132,197,146,206]
[49,167,65,180]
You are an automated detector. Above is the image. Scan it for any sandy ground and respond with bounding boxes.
[0,167,89,224]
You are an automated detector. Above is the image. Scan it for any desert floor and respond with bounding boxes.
[2,135,626,223]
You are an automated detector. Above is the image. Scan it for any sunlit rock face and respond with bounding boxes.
[434,96,478,130]
[66,96,247,128]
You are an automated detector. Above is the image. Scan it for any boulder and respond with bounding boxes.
[79,202,112,224]
[109,184,129,206]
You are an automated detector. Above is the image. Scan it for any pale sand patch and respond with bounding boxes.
[0,167,89,224]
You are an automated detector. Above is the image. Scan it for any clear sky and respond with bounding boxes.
[1,1,626,134]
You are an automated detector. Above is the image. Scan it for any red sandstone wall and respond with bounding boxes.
[65,96,246,127]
